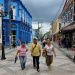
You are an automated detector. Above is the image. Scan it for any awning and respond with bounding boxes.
[61,24,75,31]
[52,31,59,35]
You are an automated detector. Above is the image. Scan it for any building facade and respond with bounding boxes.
[59,0,75,48]
[52,19,61,43]
[0,0,32,47]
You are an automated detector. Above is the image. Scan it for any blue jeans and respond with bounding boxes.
[19,56,26,70]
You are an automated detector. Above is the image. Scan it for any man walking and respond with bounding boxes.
[30,37,41,72]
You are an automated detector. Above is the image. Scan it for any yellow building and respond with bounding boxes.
[52,19,60,34]
[52,19,61,42]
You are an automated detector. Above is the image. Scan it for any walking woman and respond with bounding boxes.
[43,39,56,67]
[16,42,28,70]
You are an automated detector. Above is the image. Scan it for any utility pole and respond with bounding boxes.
[37,22,42,40]
[37,22,39,39]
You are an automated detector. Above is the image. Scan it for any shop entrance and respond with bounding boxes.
[11,30,16,47]
[72,32,75,48]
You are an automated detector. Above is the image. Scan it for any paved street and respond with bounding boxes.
[0,45,75,75]
[52,42,75,60]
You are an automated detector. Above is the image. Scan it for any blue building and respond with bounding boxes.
[0,0,32,47]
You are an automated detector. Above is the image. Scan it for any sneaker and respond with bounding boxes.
[23,63,26,69]
[33,66,36,69]
[37,69,40,72]
[22,68,24,70]
[33,67,36,69]
[24,65,26,69]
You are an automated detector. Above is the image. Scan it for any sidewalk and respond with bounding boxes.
[0,48,16,57]
[52,42,75,61]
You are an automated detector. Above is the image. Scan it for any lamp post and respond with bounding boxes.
[0,4,8,60]
[0,0,12,60]
[8,0,12,48]
[9,7,13,48]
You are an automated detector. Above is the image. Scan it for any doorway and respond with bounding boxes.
[11,30,16,47]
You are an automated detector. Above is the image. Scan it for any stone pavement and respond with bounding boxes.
[0,48,16,57]
[52,42,75,61]
[0,45,75,75]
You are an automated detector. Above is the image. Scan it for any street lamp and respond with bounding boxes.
[0,4,8,60]
[9,0,12,48]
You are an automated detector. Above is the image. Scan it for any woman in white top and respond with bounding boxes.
[44,39,56,66]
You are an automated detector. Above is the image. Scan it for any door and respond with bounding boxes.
[11,30,16,47]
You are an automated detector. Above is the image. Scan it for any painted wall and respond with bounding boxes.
[0,0,32,47]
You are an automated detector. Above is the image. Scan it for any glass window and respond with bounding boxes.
[10,8,13,19]
[25,12,27,23]
[0,4,3,10]
[26,14,28,24]
[70,6,73,21]
[68,11,70,22]
[13,6,16,20]
[19,6,22,20]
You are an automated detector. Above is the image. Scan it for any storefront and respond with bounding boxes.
[61,24,75,48]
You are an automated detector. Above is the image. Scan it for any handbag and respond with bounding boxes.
[14,56,18,63]
[31,44,37,56]
[42,50,47,57]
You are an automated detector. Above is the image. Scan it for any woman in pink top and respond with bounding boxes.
[16,42,28,70]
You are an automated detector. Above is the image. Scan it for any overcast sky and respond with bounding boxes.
[21,0,66,33]
[21,0,66,23]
